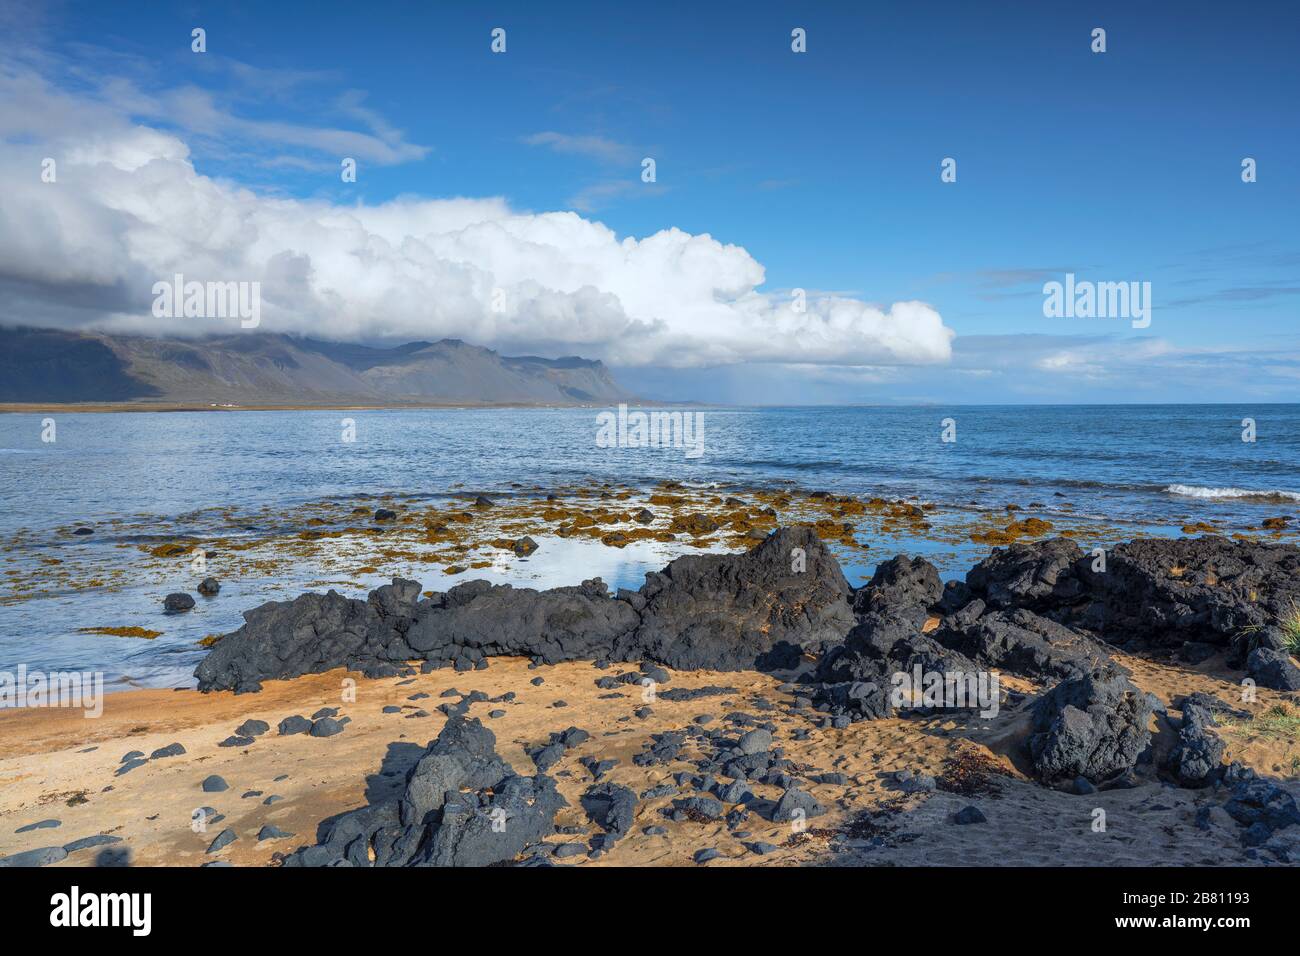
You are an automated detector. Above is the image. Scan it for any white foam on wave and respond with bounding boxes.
[1164,484,1300,503]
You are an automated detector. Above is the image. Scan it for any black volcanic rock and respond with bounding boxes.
[196,589,398,693]
[1028,668,1154,784]
[630,527,854,671]
[1163,696,1226,788]
[581,782,638,842]
[1223,777,1300,834]
[935,607,1107,681]
[400,716,513,826]
[163,592,195,613]
[403,578,639,668]
[1247,647,1300,691]
[282,715,566,867]
[1076,536,1300,655]
[961,536,1300,687]
[966,538,1086,610]
[195,527,853,690]
[853,555,943,615]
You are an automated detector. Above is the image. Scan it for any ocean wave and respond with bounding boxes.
[1164,484,1300,503]
[736,458,845,472]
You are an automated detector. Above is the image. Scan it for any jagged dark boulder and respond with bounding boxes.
[581,782,638,844]
[1077,536,1300,654]
[934,607,1107,681]
[404,578,639,667]
[282,716,566,867]
[400,716,512,827]
[810,604,985,722]
[411,774,567,867]
[1246,647,1300,691]
[966,538,1085,610]
[1223,777,1300,841]
[195,587,401,693]
[1027,668,1154,784]
[631,527,854,670]
[852,555,943,615]
[1163,696,1226,787]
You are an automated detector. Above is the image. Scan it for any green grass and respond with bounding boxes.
[1222,703,1300,741]
[1280,602,1300,655]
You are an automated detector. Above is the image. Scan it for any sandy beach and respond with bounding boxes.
[3,646,1296,868]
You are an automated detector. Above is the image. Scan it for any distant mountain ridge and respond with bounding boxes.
[0,327,635,406]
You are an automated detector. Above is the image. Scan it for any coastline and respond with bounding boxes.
[0,399,706,414]
[3,474,1296,689]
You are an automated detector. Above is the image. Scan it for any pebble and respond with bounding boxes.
[15,819,61,833]
[310,717,345,737]
[206,828,237,853]
[62,835,122,854]
[0,846,68,868]
[163,592,195,613]
[278,715,312,736]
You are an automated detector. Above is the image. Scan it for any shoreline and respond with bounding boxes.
[0,399,708,415]
[3,476,1296,690]
[5,401,1299,414]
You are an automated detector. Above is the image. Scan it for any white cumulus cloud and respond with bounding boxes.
[0,66,954,368]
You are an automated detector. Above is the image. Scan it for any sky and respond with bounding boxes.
[0,0,1297,404]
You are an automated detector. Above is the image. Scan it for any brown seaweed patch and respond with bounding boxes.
[77,626,162,639]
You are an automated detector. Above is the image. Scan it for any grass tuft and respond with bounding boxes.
[1279,601,1300,655]
[1222,703,1300,741]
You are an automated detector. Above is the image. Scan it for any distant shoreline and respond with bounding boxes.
[0,400,702,414]
[2,400,1295,414]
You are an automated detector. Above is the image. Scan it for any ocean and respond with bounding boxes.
[2,404,1297,690]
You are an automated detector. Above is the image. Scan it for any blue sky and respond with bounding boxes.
[2,0,1298,403]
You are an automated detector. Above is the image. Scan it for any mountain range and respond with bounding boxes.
[0,327,635,406]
